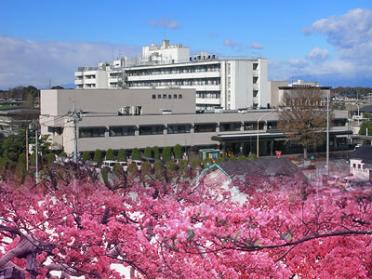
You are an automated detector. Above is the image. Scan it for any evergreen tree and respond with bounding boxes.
[143,147,153,158]
[117,149,127,161]
[82,151,91,161]
[93,149,103,164]
[173,144,183,160]
[106,149,115,160]
[131,148,141,160]
[152,146,160,160]
[162,147,172,162]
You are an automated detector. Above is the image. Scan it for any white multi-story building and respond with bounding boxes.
[74,40,270,111]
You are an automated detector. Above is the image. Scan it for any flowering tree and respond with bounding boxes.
[0,169,371,278]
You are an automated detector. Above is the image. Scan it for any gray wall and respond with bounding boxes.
[41,88,196,116]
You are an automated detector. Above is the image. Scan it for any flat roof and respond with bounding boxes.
[279,86,331,90]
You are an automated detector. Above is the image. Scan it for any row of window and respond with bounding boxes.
[152,94,183,100]
[196,92,220,99]
[78,122,273,138]
[127,64,220,76]
[128,78,221,88]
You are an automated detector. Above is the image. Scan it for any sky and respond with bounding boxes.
[1,0,372,88]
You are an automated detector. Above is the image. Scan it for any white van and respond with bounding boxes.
[102,160,118,170]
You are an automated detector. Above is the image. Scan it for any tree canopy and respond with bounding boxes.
[279,90,329,159]
[0,168,370,278]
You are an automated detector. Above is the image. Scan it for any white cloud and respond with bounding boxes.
[250,42,263,50]
[307,47,329,60]
[272,8,372,85]
[309,8,372,48]
[149,18,179,29]
[223,39,238,48]
[0,36,138,88]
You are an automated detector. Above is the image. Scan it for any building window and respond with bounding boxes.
[244,122,258,130]
[194,123,217,133]
[47,126,63,135]
[253,63,258,70]
[220,122,241,132]
[167,124,192,134]
[139,125,164,135]
[353,163,356,168]
[179,94,182,99]
[173,94,178,99]
[158,94,161,99]
[79,127,106,138]
[109,126,136,137]
[152,94,156,99]
[253,77,258,84]
[163,94,167,99]
[168,94,172,99]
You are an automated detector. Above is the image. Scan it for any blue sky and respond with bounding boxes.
[1,0,372,88]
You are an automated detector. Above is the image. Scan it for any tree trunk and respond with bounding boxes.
[303,147,308,160]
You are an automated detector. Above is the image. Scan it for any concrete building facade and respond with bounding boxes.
[74,40,270,111]
[41,89,352,157]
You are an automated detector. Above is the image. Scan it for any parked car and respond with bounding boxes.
[102,160,118,170]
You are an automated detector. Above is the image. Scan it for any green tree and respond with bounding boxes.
[152,146,160,160]
[359,120,372,136]
[178,159,189,175]
[44,153,56,167]
[93,149,103,164]
[166,160,177,172]
[15,153,27,183]
[82,151,91,161]
[173,144,183,160]
[162,147,172,162]
[127,162,138,176]
[153,161,164,179]
[106,149,115,160]
[141,161,152,176]
[117,149,127,161]
[131,148,141,160]
[143,147,153,158]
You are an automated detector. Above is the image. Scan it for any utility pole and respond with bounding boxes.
[29,121,40,184]
[25,126,29,172]
[326,90,330,177]
[69,110,82,163]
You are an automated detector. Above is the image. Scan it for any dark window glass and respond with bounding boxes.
[109,126,136,137]
[139,125,164,135]
[79,127,106,138]
[152,94,156,99]
[194,123,217,133]
[167,124,192,134]
[220,122,241,132]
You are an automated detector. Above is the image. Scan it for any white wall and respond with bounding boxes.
[350,159,371,181]
[257,59,269,108]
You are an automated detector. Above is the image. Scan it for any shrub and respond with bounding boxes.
[162,147,172,162]
[117,149,127,161]
[173,144,183,160]
[152,146,160,160]
[93,149,103,164]
[106,149,115,160]
[143,147,153,159]
[131,148,141,160]
[82,151,91,161]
